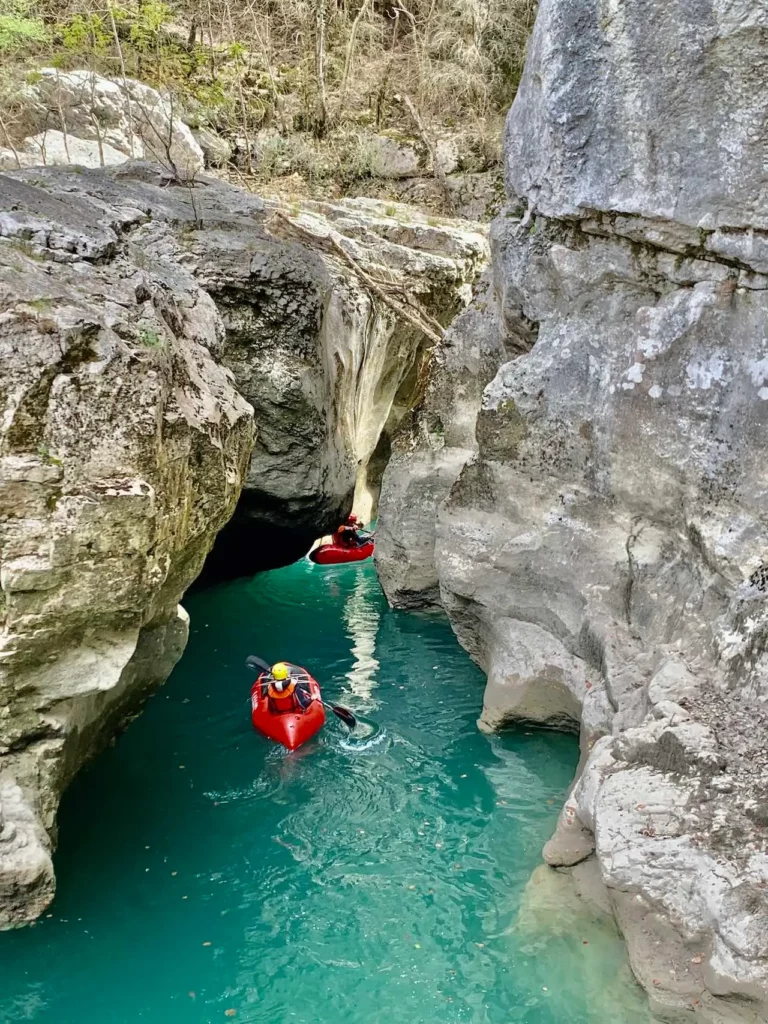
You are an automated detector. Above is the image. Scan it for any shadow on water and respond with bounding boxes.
[0,558,651,1024]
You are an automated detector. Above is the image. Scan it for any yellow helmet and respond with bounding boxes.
[271,662,289,681]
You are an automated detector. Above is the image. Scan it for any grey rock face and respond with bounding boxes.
[193,127,232,168]
[0,168,254,925]
[375,274,510,607]
[377,0,768,1017]
[367,135,424,178]
[506,0,768,232]
[202,194,488,574]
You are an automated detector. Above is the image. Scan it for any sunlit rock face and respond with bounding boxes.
[1,69,204,176]
[377,0,768,1017]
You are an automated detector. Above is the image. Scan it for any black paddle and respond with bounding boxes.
[245,656,357,729]
[322,703,357,729]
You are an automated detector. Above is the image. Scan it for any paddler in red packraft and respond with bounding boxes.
[333,514,363,549]
[309,515,374,565]
[260,662,313,712]
[248,655,357,749]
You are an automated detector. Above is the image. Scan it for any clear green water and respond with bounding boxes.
[0,559,650,1024]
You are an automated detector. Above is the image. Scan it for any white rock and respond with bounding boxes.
[374,0,768,1016]
[0,148,37,170]
[17,69,204,177]
[368,134,422,178]
[647,656,698,706]
[0,167,253,925]
[22,131,127,168]
[193,126,232,168]
[435,137,459,176]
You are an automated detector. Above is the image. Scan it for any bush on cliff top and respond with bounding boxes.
[0,0,536,197]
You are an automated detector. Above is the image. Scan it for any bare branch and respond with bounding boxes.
[269,209,443,345]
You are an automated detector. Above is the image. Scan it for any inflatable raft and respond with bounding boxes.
[250,671,326,750]
[309,537,374,565]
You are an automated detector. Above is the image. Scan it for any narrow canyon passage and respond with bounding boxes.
[0,560,648,1023]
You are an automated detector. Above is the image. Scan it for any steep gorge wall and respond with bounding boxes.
[0,169,254,925]
[377,0,768,1019]
[200,194,487,577]
[0,161,486,926]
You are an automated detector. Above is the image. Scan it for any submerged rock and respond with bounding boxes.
[377,0,768,1017]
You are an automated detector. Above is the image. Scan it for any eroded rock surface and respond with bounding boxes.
[377,0,768,1018]
[205,194,487,576]
[3,165,486,576]
[375,273,511,607]
[0,168,254,925]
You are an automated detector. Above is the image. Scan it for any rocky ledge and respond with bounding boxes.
[376,0,768,1020]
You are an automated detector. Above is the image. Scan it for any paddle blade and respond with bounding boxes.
[330,705,357,729]
[246,655,271,674]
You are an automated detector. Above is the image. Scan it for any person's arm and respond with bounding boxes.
[295,685,313,710]
[286,665,314,708]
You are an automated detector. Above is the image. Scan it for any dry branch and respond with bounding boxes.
[399,92,453,210]
[269,209,444,345]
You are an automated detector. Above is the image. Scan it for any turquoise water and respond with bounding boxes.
[0,559,649,1024]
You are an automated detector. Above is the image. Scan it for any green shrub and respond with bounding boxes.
[0,12,47,53]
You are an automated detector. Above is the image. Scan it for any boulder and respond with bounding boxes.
[0,149,37,171]
[15,69,204,176]
[368,133,423,178]
[22,130,127,167]
[193,127,232,168]
[434,137,459,177]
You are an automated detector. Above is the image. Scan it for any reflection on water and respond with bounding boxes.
[342,570,381,707]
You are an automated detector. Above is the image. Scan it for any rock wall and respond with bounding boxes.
[375,273,512,606]
[0,168,254,925]
[200,194,487,577]
[377,0,768,1019]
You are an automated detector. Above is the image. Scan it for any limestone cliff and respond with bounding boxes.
[0,168,254,926]
[375,273,512,606]
[202,194,487,576]
[377,0,768,1018]
[0,161,486,925]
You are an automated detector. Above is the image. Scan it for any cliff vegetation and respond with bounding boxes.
[0,0,535,203]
